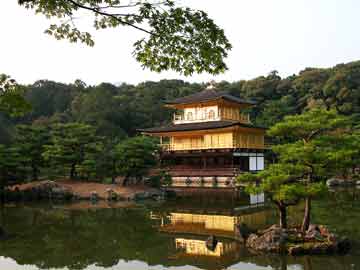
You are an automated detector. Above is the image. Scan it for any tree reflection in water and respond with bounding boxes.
[0,190,358,270]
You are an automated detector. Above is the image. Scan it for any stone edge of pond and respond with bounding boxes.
[244,224,351,256]
[326,178,360,187]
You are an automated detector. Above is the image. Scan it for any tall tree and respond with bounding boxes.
[14,124,50,180]
[70,83,127,137]
[240,71,283,122]
[238,164,306,229]
[0,74,31,117]
[0,145,28,202]
[96,137,122,183]
[24,80,78,121]
[269,109,353,231]
[115,136,159,186]
[18,0,232,75]
[43,123,102,179]
[239,109,354,230]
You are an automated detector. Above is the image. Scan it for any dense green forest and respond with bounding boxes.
[0,60,359,184]
[2,60,360,142]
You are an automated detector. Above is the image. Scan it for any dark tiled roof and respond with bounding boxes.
[139,120,266,133]
[165,89,256,106]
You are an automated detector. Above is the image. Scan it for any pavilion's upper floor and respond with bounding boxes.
[164,86,256,125]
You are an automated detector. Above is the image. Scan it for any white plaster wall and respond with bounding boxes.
[250,193,265,204]
[249,156,265,171]
[181,105,219,122]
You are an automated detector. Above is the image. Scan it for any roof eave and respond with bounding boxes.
[138,122,267,135]
[165,97,256,108]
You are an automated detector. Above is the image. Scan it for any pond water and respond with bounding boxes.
[0,189,359,270]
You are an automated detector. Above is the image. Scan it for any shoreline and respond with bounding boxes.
[8,179,162,201]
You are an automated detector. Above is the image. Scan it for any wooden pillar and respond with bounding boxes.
[202,157,207,169]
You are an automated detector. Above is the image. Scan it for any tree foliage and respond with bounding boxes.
[18,0,232,75]
[0,145,28,200]
[238,164,307,229]
[115,136,159,185]
[0,74,31,117]
[14,124,50,180]
[43,123,102,179]
[1,60,360,189]
[238,109,356,230]
[3,60,359,140]
[1,121,160,185]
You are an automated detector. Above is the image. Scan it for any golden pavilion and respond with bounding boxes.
[140,83,266,190]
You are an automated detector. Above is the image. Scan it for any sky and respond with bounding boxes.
[1,0,360,85]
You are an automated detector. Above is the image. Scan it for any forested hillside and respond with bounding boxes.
[2,60,359,144]
[0,60,359,184]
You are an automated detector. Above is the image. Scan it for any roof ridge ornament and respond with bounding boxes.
[206,80,217,90]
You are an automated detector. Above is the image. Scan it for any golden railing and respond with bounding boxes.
[160,142,265,151]
[173,113,220,123]
[239,113,250,123]
[172,113,250,124]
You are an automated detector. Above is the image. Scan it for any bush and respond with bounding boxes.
[146,175,161,188]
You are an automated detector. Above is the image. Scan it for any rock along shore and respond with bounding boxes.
[245,224,351,255]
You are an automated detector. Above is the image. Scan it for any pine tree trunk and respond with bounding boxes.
[280,256,288,270]
[0,205,5,239]
[278,204,287,229]
[301,197,311,232]
[0,183,4,205]
[303,254,313,270]
[111,160,116,184]
[32,165,38,181]
[122,176,129,186]
[0,172,5,205]
[70,163,76,179]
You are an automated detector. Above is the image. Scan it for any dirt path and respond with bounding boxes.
[13,179,159,200]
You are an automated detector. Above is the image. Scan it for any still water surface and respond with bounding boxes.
[0,189,359,270]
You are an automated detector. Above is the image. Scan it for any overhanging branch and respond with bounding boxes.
[64,0,155,36]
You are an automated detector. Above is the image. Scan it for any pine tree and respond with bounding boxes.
[238,109,355,230]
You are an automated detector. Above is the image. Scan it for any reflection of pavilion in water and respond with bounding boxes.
[162,211,268,238]
[152,201,273,265]
[155,202,270,238]
[175,238,239,258]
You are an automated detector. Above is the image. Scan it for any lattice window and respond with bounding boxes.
[208,109,215,119]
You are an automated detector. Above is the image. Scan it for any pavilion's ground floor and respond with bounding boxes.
[157,149,265,189]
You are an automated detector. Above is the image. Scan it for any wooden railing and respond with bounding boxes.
[239,113,250,123]
[173,113,220,124]
[264,143,272,149]
[161,143,230,151]
[161,144,171,151]
[173,112,250,124]
[160,142,265,151]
